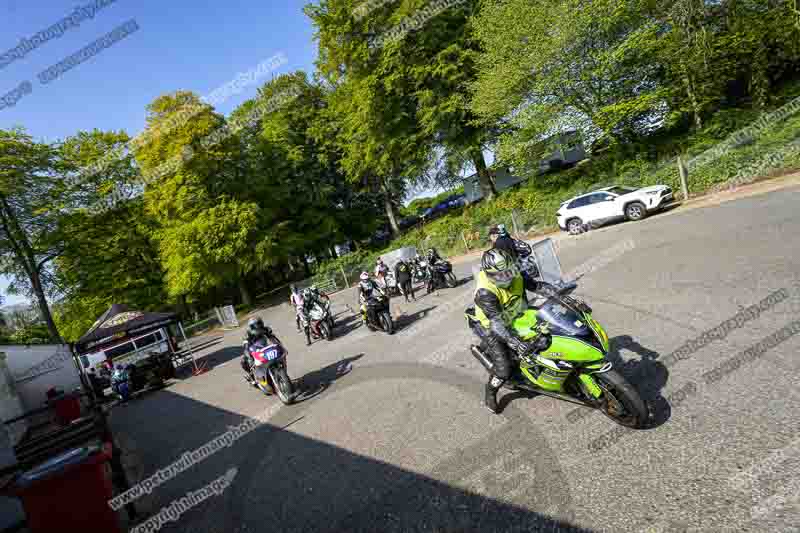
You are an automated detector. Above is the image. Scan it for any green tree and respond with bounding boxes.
[657,0,800,129]
[307,0,446,234]
[52,198,168,342]
[472,0,667,169]
[45,129,169,341]
[0,128,68,342]
[134,91,267,306]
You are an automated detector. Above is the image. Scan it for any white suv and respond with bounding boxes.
[556,185,674,234]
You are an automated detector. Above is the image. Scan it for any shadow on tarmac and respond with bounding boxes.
[109,372,594,533]
[608,334,671,428]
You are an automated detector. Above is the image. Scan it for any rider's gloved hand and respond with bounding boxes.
[509,332,552,359]
[507,336,532,358]
[535,281,559,296]
[531,331,553,353]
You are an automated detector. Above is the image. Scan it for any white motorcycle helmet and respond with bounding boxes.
[481,248,516,288]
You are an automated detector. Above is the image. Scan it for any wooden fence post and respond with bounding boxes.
[678,155,689,200]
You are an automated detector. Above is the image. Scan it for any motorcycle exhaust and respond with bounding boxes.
[471,345,494,373]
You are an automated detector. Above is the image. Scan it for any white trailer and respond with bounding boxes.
[0,344,82,414]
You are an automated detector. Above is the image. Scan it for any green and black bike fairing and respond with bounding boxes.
[467,291,611,400]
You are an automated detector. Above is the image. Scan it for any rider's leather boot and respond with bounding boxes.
[485,376,504,414]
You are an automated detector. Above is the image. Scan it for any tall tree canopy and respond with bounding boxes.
[472,0,800,170]
[134,91,267,305]
[306,0,495,221]
[0,128,70,341]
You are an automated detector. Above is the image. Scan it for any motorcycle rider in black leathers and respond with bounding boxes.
[426,247,446,288]
[299,289,318,346]
[357,272,384,325]
[470,248,554,414]
[303,285,329,305]
[411,254,426,282]
[489,224,519,260]
[426,247,442,266]
[394,259,415,302]
[241,317,280,379]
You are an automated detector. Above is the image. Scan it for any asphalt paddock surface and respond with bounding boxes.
[108,185,800,533]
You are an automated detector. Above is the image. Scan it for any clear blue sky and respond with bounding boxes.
[0,0,457,307]
[0,0,321,306]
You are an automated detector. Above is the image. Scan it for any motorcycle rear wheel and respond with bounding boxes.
[447,272,457,288]
[594,369,648,428]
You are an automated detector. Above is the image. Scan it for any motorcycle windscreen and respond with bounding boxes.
[250,338,281,355]
[366,297,385,308]
[530,238,565,285]
[249,338,272,350]
[536,298,590,336]
[252,345,283,365]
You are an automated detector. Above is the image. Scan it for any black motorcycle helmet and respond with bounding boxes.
[247,317,269,337]
[481,248,517,288]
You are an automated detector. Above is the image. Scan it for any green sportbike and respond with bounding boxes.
[466,286,649,428]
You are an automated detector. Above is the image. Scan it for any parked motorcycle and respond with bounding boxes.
[307,299,335,341]
[363,293,394,334]
[426,261,457,293]
[412,259,429,284]
[243,337,295,405]
[466,283,648,428]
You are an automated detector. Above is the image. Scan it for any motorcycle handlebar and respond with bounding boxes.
[557,280,578,294]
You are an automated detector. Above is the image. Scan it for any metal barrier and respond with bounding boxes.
[182,315,220,338]
[296,277,339,295]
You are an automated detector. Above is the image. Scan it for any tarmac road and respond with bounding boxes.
[109,183,800,533]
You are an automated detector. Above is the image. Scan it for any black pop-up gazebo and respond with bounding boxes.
[75,304,178,355]
[74,304,183,388]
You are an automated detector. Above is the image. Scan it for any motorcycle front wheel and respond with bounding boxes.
[256,371,273,396]
[380,312,394,335]
[594,369,648,428]
[269,366,294,405]
[320,321,332,341]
